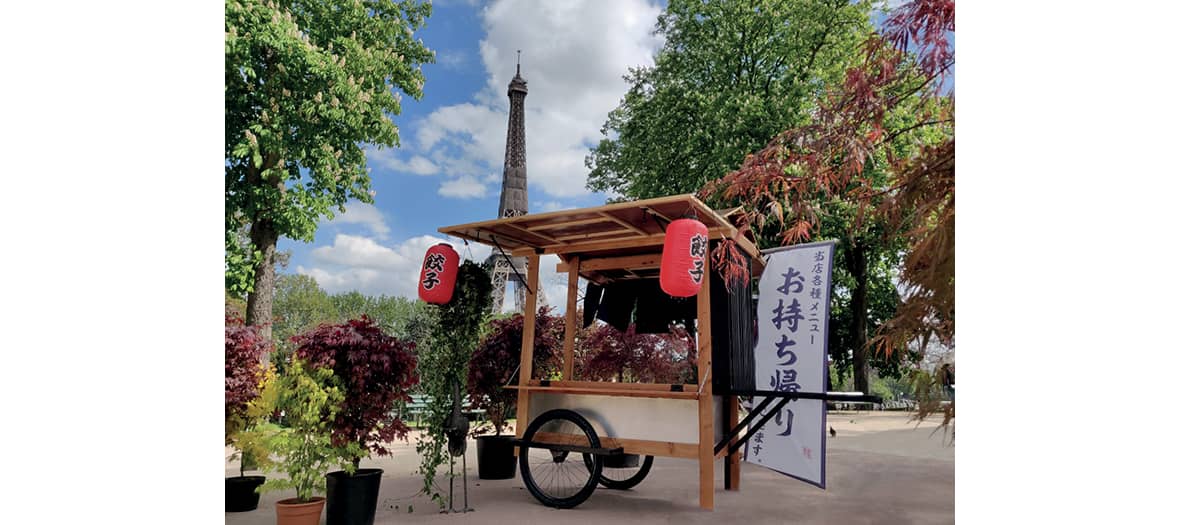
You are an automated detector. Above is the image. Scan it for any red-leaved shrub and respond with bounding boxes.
[293,316,418,461]
[467,307,563,435]
[226,314,271,439]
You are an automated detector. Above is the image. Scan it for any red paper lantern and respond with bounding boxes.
[418,243,459,304]
[659,218,709,297]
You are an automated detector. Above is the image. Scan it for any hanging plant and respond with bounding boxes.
[415,260,492,508]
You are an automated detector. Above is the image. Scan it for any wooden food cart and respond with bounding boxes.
[439,194,875,510]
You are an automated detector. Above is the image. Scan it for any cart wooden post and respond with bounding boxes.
[696,252,714,510]
[514,253,541,442]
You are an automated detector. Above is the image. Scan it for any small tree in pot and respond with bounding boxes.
[225,314,273,512]
[466,306,563,479]
[251,358,346,525]
[293,315,418,525]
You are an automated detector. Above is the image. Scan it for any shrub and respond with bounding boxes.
[467,306,563,435]
[251,359,346,502]
[575,323,696,384]
[225,314,272,476]
[293,315,418,469]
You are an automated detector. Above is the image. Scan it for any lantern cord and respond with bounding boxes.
[461,239,475,262]
[502,363,522,388]
[698,364,711,395]
[490,236,534,295]
[642,208,669,232]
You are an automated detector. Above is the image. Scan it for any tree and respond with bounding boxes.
[225,0,434,338]
[586,0,873,200]
[272,273,338,348]
[584,0,907,391]
[294,316,418,468]
[705,0,954,420]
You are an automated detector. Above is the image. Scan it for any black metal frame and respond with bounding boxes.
[509,437,624,457]
[713,390,883,457]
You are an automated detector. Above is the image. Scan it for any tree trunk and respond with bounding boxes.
[848,243,871,394]
[246,219,279,341]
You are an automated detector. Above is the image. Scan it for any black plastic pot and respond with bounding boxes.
[325,468,383,525]
[225,475,266,512]
[476,434,518,480]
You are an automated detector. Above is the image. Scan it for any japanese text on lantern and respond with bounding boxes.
[687,233,707,284]
[422,252,446,290]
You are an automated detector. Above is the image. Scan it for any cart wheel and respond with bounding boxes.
[588,454,654,490]
[519,409,603,509]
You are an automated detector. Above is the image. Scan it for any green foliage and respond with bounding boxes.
[250,359,349,502]
[273,274,337,344]
[225,0,435,327]
[271,273,436,381]
[415,261,492,508]
[586,0,872,199]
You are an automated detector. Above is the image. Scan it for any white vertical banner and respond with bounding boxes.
[745,240,836,489]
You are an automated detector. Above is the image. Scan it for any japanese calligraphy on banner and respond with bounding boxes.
[745,240,836,489]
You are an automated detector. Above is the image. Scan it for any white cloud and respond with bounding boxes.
[366,146,441,176]
[438,175,489,199]
[436,49,470,70]
[415,0,663,201]
[537,200,566,212]
[322,201,391,239]
[300,234,581,315]
[490,253,570,315]
[299,233,492,298]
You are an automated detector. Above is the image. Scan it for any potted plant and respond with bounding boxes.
[466,307,563,479]
[250,358,347,525]
[225,315,272,512]
[294,316,418,525]
[574,322,696,479]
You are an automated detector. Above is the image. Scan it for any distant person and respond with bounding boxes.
[940,363,955,401]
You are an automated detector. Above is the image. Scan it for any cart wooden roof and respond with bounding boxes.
[438,194,763,282]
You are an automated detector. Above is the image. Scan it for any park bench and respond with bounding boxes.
[396,394,486,427]
[826,391,881,412]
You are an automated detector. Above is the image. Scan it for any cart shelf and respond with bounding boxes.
[505,384,700,400]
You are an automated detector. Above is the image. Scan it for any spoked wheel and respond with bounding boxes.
[519,409,603,509]
[587,453,654,490]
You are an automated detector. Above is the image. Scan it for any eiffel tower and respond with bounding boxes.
[488,53,545,313]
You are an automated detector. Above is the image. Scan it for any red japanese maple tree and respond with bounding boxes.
[293,315,419,465]
[576,323,697,385]
[226,314,270,438]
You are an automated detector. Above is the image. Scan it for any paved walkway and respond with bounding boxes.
[226,412,954,524]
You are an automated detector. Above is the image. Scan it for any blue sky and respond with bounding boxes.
[279,0,667,309]
[278,0,950,312]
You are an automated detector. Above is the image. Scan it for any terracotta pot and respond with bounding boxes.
[275,496,325,525]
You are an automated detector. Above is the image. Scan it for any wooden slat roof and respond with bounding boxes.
[438,194,763,280]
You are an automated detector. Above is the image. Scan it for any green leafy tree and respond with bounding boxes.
[586,0,873,199]
[584,0,912,391]
[273,274,338,345]
[225,0,434,338]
